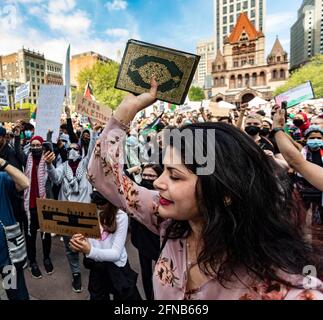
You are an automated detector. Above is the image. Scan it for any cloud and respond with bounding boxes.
[266,13,296,33]
[48,0,76,14]
[0,0,139,66]
[106,0,128,11]
[48,10,92,36]
[106,28,129,38]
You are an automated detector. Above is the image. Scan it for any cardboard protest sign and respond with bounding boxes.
[209,102,230,117]
[0,81,9,106]
[75,94,112,125]
[36,199,100,238]
[0,109,30,123]
[35,85,65,142]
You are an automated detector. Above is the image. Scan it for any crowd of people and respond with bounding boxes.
[2,79,323,300]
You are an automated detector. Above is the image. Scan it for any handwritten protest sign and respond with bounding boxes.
[75,94,112,124]
[0,81,9,106]
[35,85,65,142]
[0,109,30,123]
[36,199,100,238]
[15,82,30,104]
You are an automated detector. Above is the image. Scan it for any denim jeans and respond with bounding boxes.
[63,236,80,274]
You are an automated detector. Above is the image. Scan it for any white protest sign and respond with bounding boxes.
[35,85,65,142]
[15,82,30,103]
[0,81,9,106]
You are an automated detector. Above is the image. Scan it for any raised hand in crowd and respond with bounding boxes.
[115,77,158,125]
[236,103,249,129]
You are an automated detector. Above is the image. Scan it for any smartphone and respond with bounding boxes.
[42,142,53,153]
[281,101,288,122]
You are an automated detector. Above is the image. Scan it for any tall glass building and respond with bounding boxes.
[290,0,323,70]
[213,0,266,50]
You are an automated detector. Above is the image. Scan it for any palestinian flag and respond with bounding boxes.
[141,112,164,135]
[168,103,177,112]
[84,82,95,101]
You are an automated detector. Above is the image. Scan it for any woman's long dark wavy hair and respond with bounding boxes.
[163,122,322,287]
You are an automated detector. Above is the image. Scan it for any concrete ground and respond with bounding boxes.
[0,232,145,300]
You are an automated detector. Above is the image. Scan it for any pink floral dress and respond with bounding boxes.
[88,116,323,300]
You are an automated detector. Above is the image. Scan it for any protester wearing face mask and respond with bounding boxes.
[130,164,163,300]
[244,115,289,169]
[23,136,53,280]
[292,112,310,143]
[294,126,323,226]
[260,118,272,138]
[244,114,275,152]
[80,129,91,158]
[44,128,98,294]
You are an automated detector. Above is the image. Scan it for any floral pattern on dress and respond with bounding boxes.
[243,279,290,300]
[155,257,180,287]
[296,290,318,300]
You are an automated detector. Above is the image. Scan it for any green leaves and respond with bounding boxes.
[188,86,205,101]
[77,61,127,110]
[275,55,323,98]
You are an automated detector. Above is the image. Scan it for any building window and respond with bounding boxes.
[230,15,234,23]
[243,1,248,9]
[223,26,227,34]
[230,4,234,13]
[280,69,285,79]
[249,59,254,65]
[223,6,227,14]
[237,3,241,11]
[251,0,255,7]
[272,70,277,79]
[220,77,225,85]
[277,56,281,62]
[251,10,255,18]
[36,64,39,69]
[223,16,227,24]
[31,62,35,67]
[234,61,239,67]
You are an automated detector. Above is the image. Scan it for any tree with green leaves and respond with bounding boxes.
[77,61,126,110]
[275,55,323,98]
[189,86,205,101]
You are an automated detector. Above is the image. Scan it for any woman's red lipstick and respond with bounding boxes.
[159,196,174,206]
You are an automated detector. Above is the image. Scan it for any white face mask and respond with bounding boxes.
[68,149,80,162]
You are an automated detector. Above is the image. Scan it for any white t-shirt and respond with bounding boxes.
[86,210,128,267]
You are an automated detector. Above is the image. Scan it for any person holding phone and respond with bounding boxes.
[43,127,99,293]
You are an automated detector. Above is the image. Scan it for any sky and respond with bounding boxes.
[0,0,304,64]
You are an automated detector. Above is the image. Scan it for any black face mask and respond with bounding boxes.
[260,128,270,136]
[31,148,43,158]
[245,126,260,136]
[293,120,304,127]
[140,179,155,190]
[82,138,90,145]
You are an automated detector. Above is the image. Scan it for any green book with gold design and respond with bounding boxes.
[115,39,200,105]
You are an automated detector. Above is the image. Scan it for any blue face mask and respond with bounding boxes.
[25,130,33,139]
[307,139,323,150]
